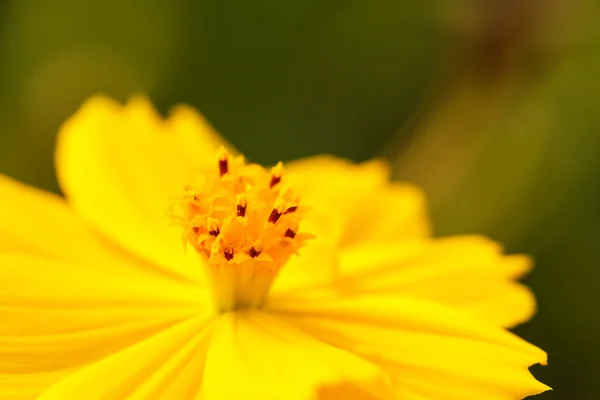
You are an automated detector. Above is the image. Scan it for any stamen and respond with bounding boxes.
[224,246,234,261]
[270,162,284,188]
[248,239,263,258]
[236,194,248,217]
[217,146,229,176]
[268,198,286,224]
[268,209,281,224]
[171,147,311,312]
[284,228,296,239]
[249,247,261,258]
[207,218,220,237]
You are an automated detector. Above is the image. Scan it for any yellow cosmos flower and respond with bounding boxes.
[0,96,549,400]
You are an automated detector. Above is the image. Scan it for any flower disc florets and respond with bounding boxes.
[170,146,311,311]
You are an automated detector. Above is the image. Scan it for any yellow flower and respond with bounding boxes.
[0,96,549,400]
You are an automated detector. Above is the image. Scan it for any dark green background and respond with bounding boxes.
[1,1,598,398]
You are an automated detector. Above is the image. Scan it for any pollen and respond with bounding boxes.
[170,146,311,311]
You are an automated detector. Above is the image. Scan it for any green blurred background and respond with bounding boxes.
[0,1,597,398]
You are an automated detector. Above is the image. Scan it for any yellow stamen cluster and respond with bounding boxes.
[171,147,310,311]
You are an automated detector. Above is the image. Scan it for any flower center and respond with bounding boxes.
[170,147,310,311]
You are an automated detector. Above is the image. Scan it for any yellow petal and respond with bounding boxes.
[389,364,543,400]
[55,95,226,281]
[112,318,212,400]
[340,182,431,246]
[328,236,537,328]
[150,331,212,400]
[453,282,537,328]
[339,235,501,275]
[285,156,430,247]
[270,243,339,295]
[0,370,74,400]
[0,254,206,377]
[0,175,127,266]
[166,104,238,158]
[202,310,389,400]
[285,156,390,245]
[315,382,390,400]
[271,295,546,362]
[271,295,549,399]
[37,316,211,400]
[0,254,204,310]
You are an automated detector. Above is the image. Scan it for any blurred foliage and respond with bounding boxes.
[0,0,599,398]
[0,0,440,191]
[389,1,600,397]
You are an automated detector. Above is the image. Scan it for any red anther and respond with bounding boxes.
[249,247,262,258]
[284,228,296,239]
[270,175,281,188]
[268,209,282,223]
[270,162,283,188]
[218,159,228,176]
[217,146,230,176]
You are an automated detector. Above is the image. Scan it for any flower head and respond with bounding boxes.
[0,96,549,399]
